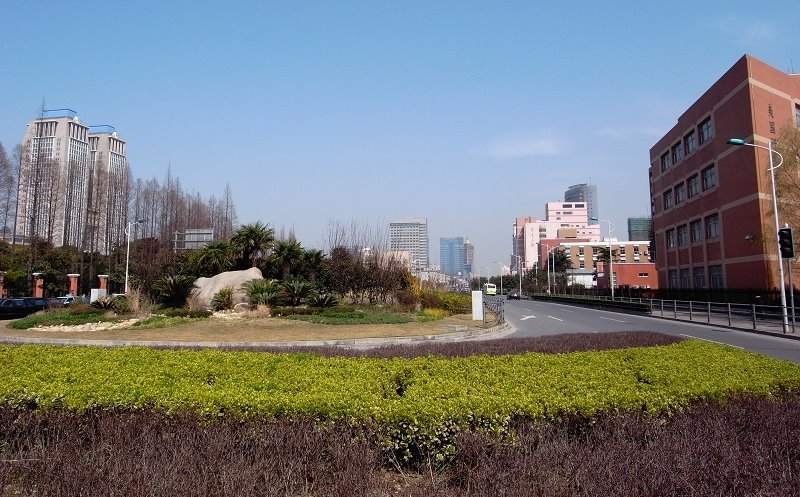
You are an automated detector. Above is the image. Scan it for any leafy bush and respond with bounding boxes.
[91,296,118,311]
[307,292,338,309]
[152,275,197,308]
[242,278,280,306]
[211,286,234,311]
[67,303,100,316]
[421,291,471,314]
[2,340,800,466]
[394,290,419,311]
[160,308,212,318]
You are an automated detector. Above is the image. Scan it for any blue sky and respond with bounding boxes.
[1,1,798,274]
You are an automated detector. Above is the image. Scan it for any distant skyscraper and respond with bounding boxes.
[440,237,465,277]
[463,238,474,278]
[564,183,598,221]
[15,109,129,252]
[389,218,429,271]
[627,217,652,242]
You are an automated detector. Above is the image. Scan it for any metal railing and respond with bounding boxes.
[543,293,798,335]
[483,295,505,327]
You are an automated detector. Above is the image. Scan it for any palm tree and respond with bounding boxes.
[231,222,275,269]
[271,240,304,279]
[281,276,312,307]
[242,278,281,306]
[152,275,197,308]
[189,240,234,276]
[300,248,325,283]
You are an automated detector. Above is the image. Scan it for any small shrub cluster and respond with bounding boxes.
[2,392,799,496]
[211,286,234,311]
[159,308,212,318]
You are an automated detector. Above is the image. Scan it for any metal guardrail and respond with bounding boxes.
[544,293,798,335]
[483,295,505,327]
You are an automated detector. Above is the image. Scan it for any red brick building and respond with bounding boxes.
[649,55,800,290]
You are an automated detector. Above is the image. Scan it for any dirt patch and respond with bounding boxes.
[0,313,484,343]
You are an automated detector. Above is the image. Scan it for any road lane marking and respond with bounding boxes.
[520,315,536,320]
[679,334,743,349]
[599,316,626,323]
[547,316,563,321]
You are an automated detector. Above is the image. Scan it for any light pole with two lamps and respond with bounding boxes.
[124,219,146,294]
[590,216,615,300]
[728,137,788,333]
[513,254,524,296]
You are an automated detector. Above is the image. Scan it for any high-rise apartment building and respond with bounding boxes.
[564,183,598,221]
[15,109,129,252]
[627,217,652,244]
[649,55,800,290]
[513,202,601,272]
[440,236,466,277]
[389,217,429,271]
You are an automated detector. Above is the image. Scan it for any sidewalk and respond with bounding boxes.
[648,307,800,341]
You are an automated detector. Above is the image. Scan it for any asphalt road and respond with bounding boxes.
[504,299,800,364]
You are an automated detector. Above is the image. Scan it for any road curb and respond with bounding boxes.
[0,322,515,349]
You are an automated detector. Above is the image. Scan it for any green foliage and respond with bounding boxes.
[160,308,212,318]
[281,276,312,306]
[283,310,413,325]
[242,278,280,306]
[307,292,338,309]
[210,286,235,311]
[8,310,114,329]
[152,275,197,308]
[231,222,275,269]
[131,315,207,329]
[91,296,119,311]
[1,341,799,466]
[420,291,470,314]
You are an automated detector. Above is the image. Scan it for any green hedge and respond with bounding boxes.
[2,341,799,463]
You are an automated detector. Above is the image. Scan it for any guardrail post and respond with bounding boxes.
[752,304,757,329]
[727,303,731,327]
[689,301,693,321]
[673,300,677,319]
[707,302,711,324]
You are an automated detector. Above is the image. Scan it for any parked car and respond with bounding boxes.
[0,298,41,319]
[55,295,83,307]
[506,290,521,300]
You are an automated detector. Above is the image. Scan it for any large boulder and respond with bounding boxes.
[193,267,263,310]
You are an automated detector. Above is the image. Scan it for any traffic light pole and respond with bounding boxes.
[767,139,789,334]
[729,137,789,333]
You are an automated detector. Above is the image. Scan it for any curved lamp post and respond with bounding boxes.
[124,219,146,294]
[590,216,615,300]
[728,137,787,333]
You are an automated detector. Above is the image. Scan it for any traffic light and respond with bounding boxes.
[778,228,794,258]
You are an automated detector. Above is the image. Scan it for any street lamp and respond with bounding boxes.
[124,219,146,294]
[494,261,503,295]
[513,254,523,296]
[728,137,788,333]
[590,216,615,300]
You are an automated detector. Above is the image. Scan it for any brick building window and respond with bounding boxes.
[694,267,706,288]
[699,117,713,144]
[709,265,724,289]
[660,152,670,172]
[687,174,700,198]
[663,190,673,210]
[672,142,684,163]
[702,165,717,190]
[666,229,676,248]
[684,131,697,155]
[690,219,703,242]
[680,268,691,288]
[669,270,679,289]
[677,225,688,246]
[674,183,686,204]
[705,213,720,239]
